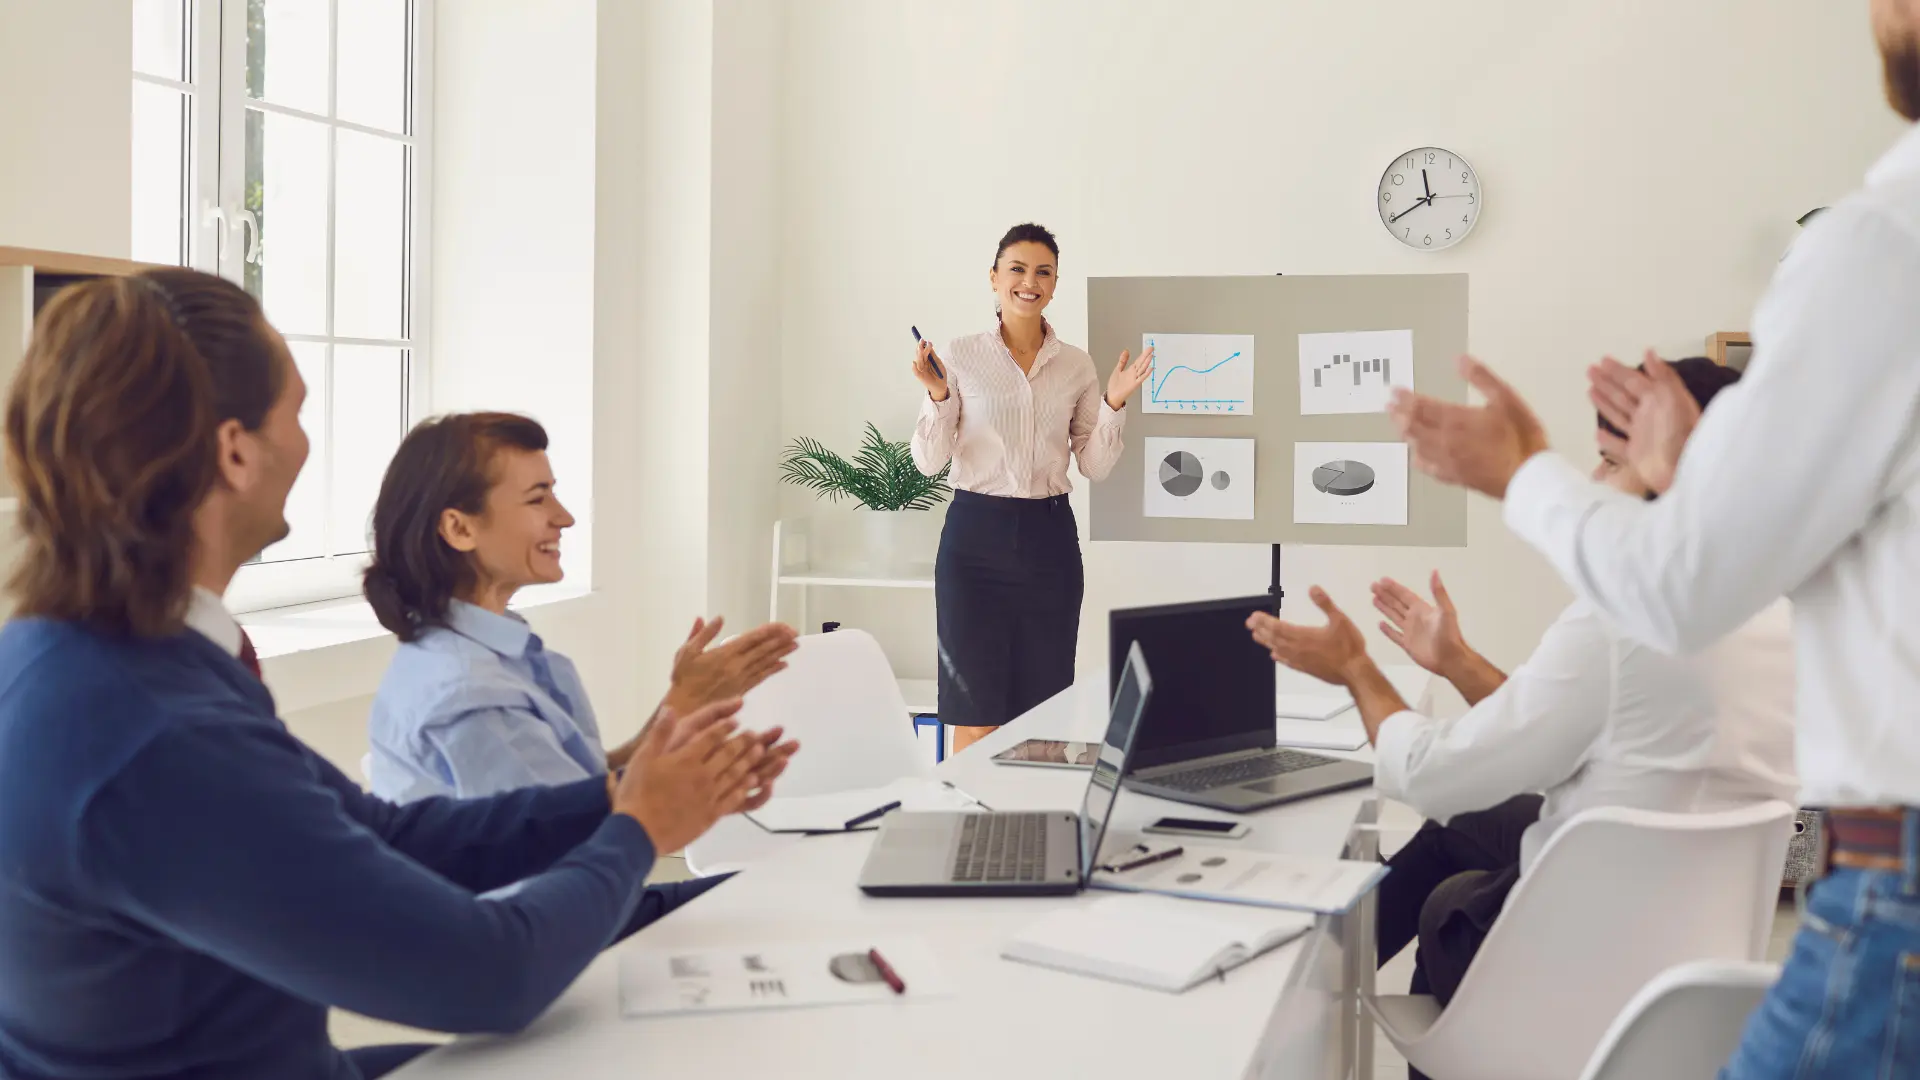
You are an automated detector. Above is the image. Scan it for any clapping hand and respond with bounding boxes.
[1588,350,1701,496]
[1246,587,1372,687]
[610,700,763,853]
[1371,572,1467,676]
[664,617,799,717]
[1388,356,1550,499]
[1105,346,1154,411]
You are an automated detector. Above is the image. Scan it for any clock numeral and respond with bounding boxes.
[1448,156,1454,169]
[1392,173,1405,186]
[1462,172,1471,184]
[1425,152,1436,163]
[1381,191,1391,202]
[1403,227,1410,239]
[1463,214,1470,223]
[1405,156,1414,169]
[1468,193,1476,204]
[1423,234,1433,246]
[1445,228,1453,239]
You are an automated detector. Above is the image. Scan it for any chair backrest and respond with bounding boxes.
[1575,960,1778,1080]
[1414,800,1794,1080]
[733,629,929,797]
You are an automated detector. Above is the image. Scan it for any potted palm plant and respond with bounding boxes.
[779,423,951,568]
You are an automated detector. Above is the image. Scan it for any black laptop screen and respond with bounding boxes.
[1108,595,1277,771]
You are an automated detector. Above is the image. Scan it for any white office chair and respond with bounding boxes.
[1366,800,1794,1080]
[684,629,929,875]
[1574,960,1779,1080]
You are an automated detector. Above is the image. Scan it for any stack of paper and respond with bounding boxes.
[1003,893,1313,993]
[745,777,981,834]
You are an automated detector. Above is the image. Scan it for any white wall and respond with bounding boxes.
[0,0,131,256]
[706,0,787,630]
[592,0,716,724]
[778,0,1906,677]
[431,0,598,586]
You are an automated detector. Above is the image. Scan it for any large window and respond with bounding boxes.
[133,0,429,612]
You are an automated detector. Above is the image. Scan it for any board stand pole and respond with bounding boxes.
[1269,543,1284,612]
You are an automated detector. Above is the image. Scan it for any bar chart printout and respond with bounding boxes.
[1142,333,1257,415]
[1297,329,1415,415]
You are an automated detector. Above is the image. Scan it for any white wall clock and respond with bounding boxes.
[1378,147,1480,251]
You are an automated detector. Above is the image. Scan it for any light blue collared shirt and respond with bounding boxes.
[367,600,607,802]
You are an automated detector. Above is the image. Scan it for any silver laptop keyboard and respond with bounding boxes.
[951,813,1051,883]
[1156,749,1337,793]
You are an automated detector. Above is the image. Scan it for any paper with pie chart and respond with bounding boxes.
[1293,442,1408,526]
[1143,437,1256,520]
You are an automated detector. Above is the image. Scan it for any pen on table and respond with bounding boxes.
[868,948,907,995]
[942,779,992,811]
[912,326,944,380]
[843,800,903,831]
[1109,844,1185,873]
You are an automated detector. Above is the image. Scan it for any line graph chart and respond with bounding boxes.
[1142,333,1257,415]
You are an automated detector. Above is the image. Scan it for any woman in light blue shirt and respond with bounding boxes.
[363,411,799,802]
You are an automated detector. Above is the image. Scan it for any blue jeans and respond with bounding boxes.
[1721,864,1920,1079]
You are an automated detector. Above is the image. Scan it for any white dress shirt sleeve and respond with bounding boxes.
[1069,378,1127,482]
[911,390,960,477]
[1374,605,1613,823]
[1504,204,1920,654]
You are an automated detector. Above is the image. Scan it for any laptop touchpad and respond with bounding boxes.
[1241,779,1287,794]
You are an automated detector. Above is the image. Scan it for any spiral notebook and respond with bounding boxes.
[1003,893,1313,993]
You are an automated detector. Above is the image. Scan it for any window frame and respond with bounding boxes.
[133,0,434,615]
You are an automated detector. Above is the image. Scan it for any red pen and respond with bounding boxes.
[868,947,907,994]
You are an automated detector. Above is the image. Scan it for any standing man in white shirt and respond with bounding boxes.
[1385,3,1920,1073]
[1247,360,1796,1051]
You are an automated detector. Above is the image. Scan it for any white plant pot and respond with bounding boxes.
[860,507,910,572]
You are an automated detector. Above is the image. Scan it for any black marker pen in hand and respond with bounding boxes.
[911,326,944,380]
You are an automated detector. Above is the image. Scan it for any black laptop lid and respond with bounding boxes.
[1108,594,1277,771]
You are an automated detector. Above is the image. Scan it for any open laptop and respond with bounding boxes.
[1112,595,1372,813]
[856,642,1153,897]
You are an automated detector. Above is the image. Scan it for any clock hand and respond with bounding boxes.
[1422,169,1432,201]
[1389,196,1432,223]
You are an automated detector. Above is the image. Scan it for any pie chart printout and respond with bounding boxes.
[1293,441,1409,526]
[1141,437,1256,520]
[1311,460,1375,497]
[1159,451,1204,497]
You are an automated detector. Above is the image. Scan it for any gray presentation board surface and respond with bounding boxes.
[1088,274,1468,547]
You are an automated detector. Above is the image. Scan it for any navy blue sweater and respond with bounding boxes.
[0,618,657,1079]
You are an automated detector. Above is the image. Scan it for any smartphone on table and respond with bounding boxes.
[1142,816,1250,840]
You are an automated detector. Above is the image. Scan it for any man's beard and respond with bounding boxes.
[1884,36,1920,122]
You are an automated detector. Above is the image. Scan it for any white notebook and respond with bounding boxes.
[1275,692,1355,721]
[1003,893,1313,993]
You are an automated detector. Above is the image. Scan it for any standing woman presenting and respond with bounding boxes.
[911,224,1152,754]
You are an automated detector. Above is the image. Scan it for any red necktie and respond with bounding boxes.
[238,630,263,681]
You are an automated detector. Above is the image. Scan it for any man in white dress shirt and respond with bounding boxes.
[1247,361,1796,1056]
[1384,3,1920,1073]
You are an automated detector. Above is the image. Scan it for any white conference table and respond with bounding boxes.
[394,666,1431,1080]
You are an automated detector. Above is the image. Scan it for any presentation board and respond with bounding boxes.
[1088,274,1468,547]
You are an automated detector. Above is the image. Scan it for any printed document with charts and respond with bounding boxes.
[1091,844,1386,914]
[1003,893,1313,993]
[618,938,951,1018]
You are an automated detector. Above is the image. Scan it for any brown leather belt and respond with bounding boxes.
[1824,807,1913,873]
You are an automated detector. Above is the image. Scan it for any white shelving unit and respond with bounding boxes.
[769,518,938,716]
